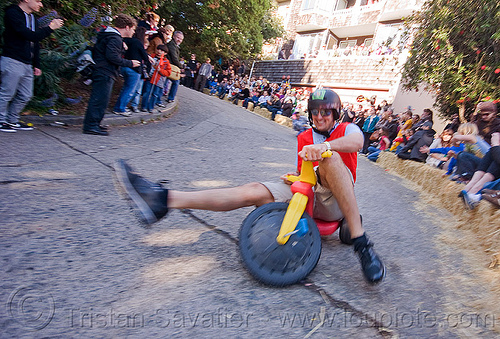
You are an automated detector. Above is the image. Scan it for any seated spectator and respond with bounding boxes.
[341,103,355,123]
[292,112,310,135]
[452,122,491,182]
[390,111,413,151]
[420,129,463,174]
[233,84,250,105]
[281,97,294,117]
[444,114,460,133]
[367,127,391,162]
[243,89,260,108]
[257,90,270,108]
[470,101,500,145]
[208,78,218,95]
[266,94,282,121]
[216,78,228,99]
[412,108,433,132]
[459,132,500,209]
[397,121,436,162]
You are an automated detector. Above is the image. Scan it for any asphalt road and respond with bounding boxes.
[1,86,498,338]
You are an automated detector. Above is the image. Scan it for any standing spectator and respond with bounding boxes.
[146,27,167,55]
[184,53,197,89]
[112,26,151,115]
[0,0,64,133]
[165,31,184,103]
[138,12,159,34]
[278,48,285,60]
[194,58,213,92]
[82,14,140,135]
[361,107,379,154]
[141,45,171,113]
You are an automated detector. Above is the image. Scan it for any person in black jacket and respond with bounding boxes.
[397,121,436,162]
[82,14,141,136]
[112,26,151,115]
[165,31,184,103]
[184,53,197,89]
[0,0,64,133]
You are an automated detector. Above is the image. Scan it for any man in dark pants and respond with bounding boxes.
[194,58,213,92]
[82,14,140,136]
[184,53,197,89]
[0,0,63,133]
[165,31,184,103]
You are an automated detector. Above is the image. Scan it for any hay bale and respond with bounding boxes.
[247,102,254,111]
[376,152,500,267]
[274,114,293,128]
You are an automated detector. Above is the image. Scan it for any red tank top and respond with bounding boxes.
[297,123,358,182]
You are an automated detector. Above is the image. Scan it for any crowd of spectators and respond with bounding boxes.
[338,99,500,211]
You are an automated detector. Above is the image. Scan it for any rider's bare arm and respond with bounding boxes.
[299,132,363,162]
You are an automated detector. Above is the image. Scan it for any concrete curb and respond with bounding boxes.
[20,101,178,127]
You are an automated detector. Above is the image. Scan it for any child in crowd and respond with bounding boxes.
[367,127,391,162]
[141,45,171,113]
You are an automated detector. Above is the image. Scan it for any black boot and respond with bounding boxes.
[353,234,385,284]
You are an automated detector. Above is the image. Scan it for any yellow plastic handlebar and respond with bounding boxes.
[286,150,332,185]
[277,150,332,245]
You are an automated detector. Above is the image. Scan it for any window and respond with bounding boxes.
[327,34,338,49]
[302,0,317,10]
[302,0,334,13]
[292,33,324,57]
[338,40,357,49]
[335,0,348,10]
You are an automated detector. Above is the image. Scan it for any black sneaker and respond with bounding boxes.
[354,240,385,284]
[0,123,16,133]
[7,121,34,131]
[114,159,169,225]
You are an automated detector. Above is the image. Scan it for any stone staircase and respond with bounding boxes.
[250,56,403,92]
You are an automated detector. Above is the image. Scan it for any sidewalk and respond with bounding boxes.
[20,100,177,127]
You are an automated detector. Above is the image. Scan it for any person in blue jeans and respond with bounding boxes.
[367,127,390,162]
[0,0,63,133]
[113,27,150,116]
[361,107,379,153]
[83,15,140,135]
[165,31,184,103]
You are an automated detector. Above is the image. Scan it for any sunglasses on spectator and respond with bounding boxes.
[311,109,334,117]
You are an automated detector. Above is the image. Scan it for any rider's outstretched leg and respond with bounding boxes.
[114,159,274,225]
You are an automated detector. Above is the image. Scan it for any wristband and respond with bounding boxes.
[323,141,331,152]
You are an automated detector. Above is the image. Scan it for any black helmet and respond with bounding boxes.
[308,88,341,124]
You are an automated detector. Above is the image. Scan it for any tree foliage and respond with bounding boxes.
[157,0,281,60]
[402,0,500,121]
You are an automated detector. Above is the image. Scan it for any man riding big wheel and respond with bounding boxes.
[115,88,385,284]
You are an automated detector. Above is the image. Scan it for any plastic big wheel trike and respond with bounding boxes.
[239,151,353,286]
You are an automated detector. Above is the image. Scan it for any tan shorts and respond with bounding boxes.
[261,166,354,221]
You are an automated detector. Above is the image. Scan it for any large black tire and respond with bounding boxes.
[239,202,322,287]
